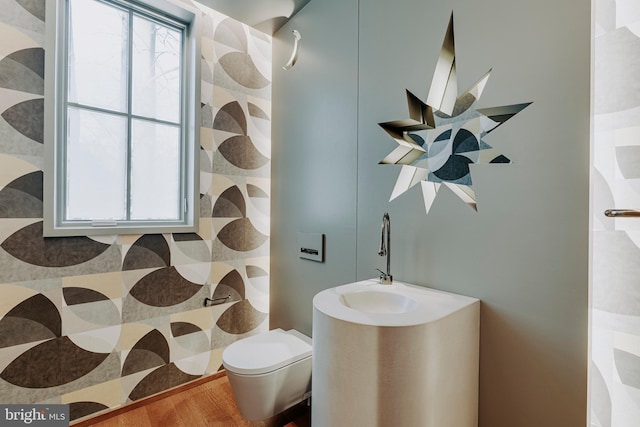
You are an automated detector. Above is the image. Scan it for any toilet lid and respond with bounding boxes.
[222,329,312,375]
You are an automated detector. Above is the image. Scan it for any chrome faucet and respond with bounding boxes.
[377,212,392,284]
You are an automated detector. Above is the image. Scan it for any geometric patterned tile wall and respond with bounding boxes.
[0,0,270,421]
[592,1,640,426]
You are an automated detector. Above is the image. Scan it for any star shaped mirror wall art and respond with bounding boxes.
[378,13,532,214]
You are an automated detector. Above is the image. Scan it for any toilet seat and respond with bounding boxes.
[222,329,312,375]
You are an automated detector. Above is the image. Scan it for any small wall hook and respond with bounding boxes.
[283,30,302,70]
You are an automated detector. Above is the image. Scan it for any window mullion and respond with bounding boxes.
[126,9,134,222]
[179,26,186,220]
[60,0,72,224]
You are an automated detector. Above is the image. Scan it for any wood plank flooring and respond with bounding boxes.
[72,372,311,427]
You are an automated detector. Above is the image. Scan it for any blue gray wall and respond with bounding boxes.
[271,0,590,426]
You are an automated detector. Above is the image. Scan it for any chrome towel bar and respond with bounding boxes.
[604,209,640,217]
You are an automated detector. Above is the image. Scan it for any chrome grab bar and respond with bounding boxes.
[604,209,640,218]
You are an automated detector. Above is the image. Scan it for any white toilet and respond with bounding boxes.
[222,328,312,421]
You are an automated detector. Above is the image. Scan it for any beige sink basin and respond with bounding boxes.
[313,278,478,326]
[339,289,418,314]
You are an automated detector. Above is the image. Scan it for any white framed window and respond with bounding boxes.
[44,0,200,236]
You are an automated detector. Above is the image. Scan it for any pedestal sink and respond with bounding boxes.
[312,279,480,427]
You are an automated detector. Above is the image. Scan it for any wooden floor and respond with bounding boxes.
[73,373,311,427]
